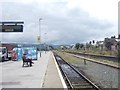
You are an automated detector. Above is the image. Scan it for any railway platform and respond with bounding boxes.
[0,51,66,89]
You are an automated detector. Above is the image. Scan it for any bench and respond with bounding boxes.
[22,60,30,67]
[22,58,33,67]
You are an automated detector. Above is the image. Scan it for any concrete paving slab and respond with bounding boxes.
[42,52,66,88]
[1,51,67,89]
[0,37,1,89]
[1,51,50,88]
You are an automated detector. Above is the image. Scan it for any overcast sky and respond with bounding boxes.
[0,0,119,45]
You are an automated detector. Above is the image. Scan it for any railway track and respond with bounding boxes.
[65,52,119,69]
[67,52,118,62]
[54,54,101,90]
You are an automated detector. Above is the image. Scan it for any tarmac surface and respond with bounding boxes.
[0,51,66,89]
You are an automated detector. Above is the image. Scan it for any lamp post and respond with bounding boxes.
[44,33,47,54]
[39,18,42,57]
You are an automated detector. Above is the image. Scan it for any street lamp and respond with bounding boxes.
[44,33,47,54]
[39,18,42,57]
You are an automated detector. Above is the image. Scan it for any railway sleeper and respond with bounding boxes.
[73,85,94,89]
[72,83,92,87]
[55,55,101,90]
[69,77,90,83]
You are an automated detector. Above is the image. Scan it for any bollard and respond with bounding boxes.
[84,59,87,65]
[40,52,41,57]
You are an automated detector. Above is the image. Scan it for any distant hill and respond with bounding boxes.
[1,42,72,50]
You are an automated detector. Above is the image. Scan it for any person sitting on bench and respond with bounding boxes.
[22,54,33,67]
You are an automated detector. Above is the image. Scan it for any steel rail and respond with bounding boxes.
[54,55,101,90]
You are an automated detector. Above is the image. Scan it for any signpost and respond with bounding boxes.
[0,22,24,32]
[0,25,23,32]
[0,21,24,61]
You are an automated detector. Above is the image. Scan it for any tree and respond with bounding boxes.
[104,38,112,50]
[117,41,120,60]
[79,44,84,49]
[118,41,120,48]
[75,43,80,50]
[118,34,120,39]
[89,41,92,45]
[85,43,91,49]
[93,40,95,44]
[49,45,54,50]
[111,36,115,39]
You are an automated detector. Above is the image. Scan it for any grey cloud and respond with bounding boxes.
[1,2,115,44]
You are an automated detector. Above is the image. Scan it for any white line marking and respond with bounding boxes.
[52,52,68,89]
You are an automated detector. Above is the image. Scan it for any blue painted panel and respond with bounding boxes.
[13,47,38,60]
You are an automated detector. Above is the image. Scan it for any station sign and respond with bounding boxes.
[0,25,23,32]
